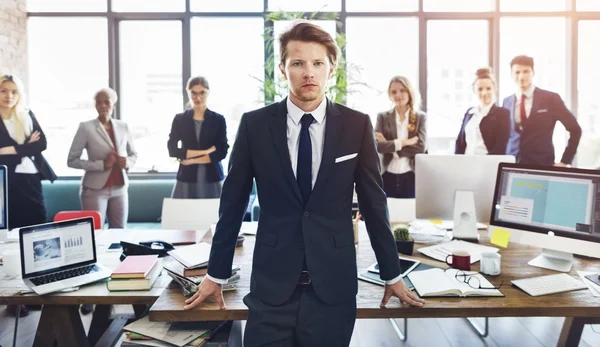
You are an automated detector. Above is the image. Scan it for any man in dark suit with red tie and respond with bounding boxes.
[503,55,581,166]
[182,22,424,346]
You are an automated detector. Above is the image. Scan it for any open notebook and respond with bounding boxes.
[407,268,503,297]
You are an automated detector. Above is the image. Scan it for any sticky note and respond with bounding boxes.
[491,228,511,248]
[429,219,443,225]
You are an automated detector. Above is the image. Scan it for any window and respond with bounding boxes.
[345,17,419,122]
[346,0,418,12]
[27,0,106,12]
[500,0,566,12]
[190,0,264,12]
[577,0,600,11]
[191,18,265,169]
[119,21,183,173]
[27,18,108,177]
[499,17,567,162]
[424,0,494,12]
[577,21,600,168]
[268,0,341,12]
[112,0,185,12]
[427,20,489,154]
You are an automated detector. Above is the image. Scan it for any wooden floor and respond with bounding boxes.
[1,305,600,347]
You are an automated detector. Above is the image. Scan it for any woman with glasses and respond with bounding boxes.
[168,76,229,198]
[375,76,427,198]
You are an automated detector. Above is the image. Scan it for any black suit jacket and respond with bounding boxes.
[455,104,510,155]
[503,88,581,165]
[0,110,56,182]
[375,110,427,171]
[208,98,401,305]
[167,109,229,183]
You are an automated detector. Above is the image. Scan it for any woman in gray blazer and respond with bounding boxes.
[67,88,137,228]
[375,76,427,198]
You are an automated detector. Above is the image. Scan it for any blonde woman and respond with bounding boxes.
[375,76,427,198]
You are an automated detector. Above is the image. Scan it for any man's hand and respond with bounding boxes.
[380,280,425,308]
[28,131,41,143]
[184,278,226,310]
[554,162,567,167]
[375,132,386,142]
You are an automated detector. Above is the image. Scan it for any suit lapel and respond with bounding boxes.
[528,88,543,122]
[270,98,303,203]
[0,119,17,146]
[505,95,517,131]
[113,121,124,154]
[311,99,343,199]
[95,120,114,149]
[184,110,199,147]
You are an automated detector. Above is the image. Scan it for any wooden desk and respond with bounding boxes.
[0,229,203,347]
[149,223,600,347]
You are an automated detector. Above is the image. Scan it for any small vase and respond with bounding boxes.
[395,239,414,256]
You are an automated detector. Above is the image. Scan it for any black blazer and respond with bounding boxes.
[503,88,582,165]
[167,109,229,183]
[207,98,401,306]
[0,110,56,182]
[455,104,510,155]
[375,110,427,172]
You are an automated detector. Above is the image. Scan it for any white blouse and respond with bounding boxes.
[386,110,412,174]
[464,104,493,156]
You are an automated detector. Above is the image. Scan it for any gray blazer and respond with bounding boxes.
[375,109,427,172]
[67,118,138,190]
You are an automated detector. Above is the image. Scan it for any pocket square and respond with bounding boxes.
[537,109,548,113]
[335,153,358,163]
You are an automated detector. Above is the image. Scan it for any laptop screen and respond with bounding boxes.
[20,218,96,277]
[0,165,7,230]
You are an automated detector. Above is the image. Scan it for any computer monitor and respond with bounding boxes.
[0,165,8,242]
[489,163,600,272]
[415,154,515,228]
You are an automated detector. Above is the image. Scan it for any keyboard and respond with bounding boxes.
[30,264,99,286]
[511,274,587,297]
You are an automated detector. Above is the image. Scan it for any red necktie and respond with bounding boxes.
[519,93,527,129]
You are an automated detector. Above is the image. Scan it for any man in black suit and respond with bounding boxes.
[503,55,581,166]
[183,22,424,346]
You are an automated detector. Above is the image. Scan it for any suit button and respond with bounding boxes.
[304,212,309,217]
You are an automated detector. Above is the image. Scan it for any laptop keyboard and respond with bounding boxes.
[30,264,99,286]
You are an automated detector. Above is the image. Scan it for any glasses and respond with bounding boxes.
[191,90,209,97]
[447,269,503,290]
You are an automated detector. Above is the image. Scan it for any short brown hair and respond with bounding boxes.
[510,55,534,70]
[473,67,496,87]
[187,76,209,90]
[279,21,340,68]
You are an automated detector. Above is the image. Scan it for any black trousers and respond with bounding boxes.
[8,173,47,229]
[382,171,415,198]
[243,284,356,347]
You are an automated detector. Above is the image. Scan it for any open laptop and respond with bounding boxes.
[0,165,8,243]
[19,217,112,295]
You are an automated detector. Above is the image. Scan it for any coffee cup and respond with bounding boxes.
[445,250,471,271]
[480,252,501,276]
[2,249,21,277]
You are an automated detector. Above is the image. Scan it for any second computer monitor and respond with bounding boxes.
[415,154,515,224]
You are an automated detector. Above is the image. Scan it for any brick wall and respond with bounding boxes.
[0,0,28,83]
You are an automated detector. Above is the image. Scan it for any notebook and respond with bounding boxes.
[407,268,504,297]
[111,255,159,279]
[167,242,211,269]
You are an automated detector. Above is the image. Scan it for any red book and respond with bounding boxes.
[111,255,159,279]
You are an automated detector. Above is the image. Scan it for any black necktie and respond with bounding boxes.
[297,113,314,205]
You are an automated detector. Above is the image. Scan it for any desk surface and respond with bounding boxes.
[0,229,205,305]
[149,223,600,322]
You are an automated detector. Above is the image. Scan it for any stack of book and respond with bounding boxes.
[107,254,162,291]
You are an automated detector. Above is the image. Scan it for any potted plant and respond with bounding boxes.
[393,227,414,256]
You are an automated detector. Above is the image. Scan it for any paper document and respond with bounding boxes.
[123,316,209,347]
[418,240,499,263]
[412,219,487,230]
[211,221,258,235]
[577,271,600,297]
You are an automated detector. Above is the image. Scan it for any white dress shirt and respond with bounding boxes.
[3,117,38,174]
[464,104,493,155]
[515,84,535,125]
[208,97,402,286]
[386,110,412,175]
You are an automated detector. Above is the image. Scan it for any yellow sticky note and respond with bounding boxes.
[429,219,443,225]
[491,228,511,248]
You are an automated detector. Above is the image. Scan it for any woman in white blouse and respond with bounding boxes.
[375,76,427,198]
[455,67,510,155]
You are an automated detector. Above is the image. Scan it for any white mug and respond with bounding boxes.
[480,252,501,276]
[2,249,21,277]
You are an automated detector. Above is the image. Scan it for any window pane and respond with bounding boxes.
[28,18,108,177]
[577,0,600,11]
[346,17,419,122]
[191,0,263,12]
[577,21,600,168]
[27,0,106,12]
[268,0,341,12]
[119,21,183,173]
[424,0,494,12]
[500,17,567,162]
[191,18,264,170]
[501,0,566,12]
[346,0,417,12]
[427,20,489,154]
[112,0,185,12]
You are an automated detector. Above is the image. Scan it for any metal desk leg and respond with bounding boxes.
[12,305,20,347]
[389,318,408,342]
[466,317,489,338]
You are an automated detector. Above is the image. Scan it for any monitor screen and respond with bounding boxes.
[0,166,7,230]
[491,165,600,243]
[20,219,96,277]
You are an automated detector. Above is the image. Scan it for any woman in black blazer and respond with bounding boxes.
[168,76,229,198]
[455,67,510,155]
